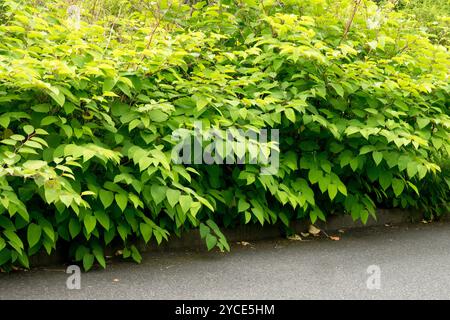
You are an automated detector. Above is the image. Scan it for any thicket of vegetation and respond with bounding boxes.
[0,0,448,270]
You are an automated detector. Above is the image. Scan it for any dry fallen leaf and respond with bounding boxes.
[300,232,310,237]
[329,236,340,241]
[287,234,302,241]
[308,225,321,236]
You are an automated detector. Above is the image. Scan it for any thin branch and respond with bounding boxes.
[104,4,123,53]
[339,0,362,45]
[137,1,173,66]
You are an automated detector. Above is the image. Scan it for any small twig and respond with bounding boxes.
[339,0,362,45]
[137,1,173,66]
[104,4,123,53]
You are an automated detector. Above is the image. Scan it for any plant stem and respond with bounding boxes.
[339,0,362,45]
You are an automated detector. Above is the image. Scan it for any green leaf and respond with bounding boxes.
[40,116,59,126]
[417,118,430,129]
[27,223,42,248]
[115,193,128,212]
[166,189,180,208]
[308,168,322,184]
[284,109,296,122]
[251,206,265,225]
[92,245,106,269]
[330,83,344,97]
[69,218,81,238]
[372,152,383,166]
[99,189,114,209]
[309,208,318,224]
[379,171,393,190]
[94,210,110,230]
[417,165,428,180]
[244,211,251,224]
[23,125,34,135]
[0,115,10,128]
[150,185,167,205]
[140,223,152,243]
[0,237,5,251]
[360,210,369,224]
[328,184,338,200]
[0,248,11,265]
[130,245,142,263]
[103,77,117,92]
[83,253,95,271]
[48,89,65,107]
[407,162,418,178]
[39,218,55,242]
[149,110,169,122]
[179,195,192,214]
[117,82,132,97]
[4,230,23,252]
[199,223,210,238]
[195,95,209,110]
[337,182,347,196]
[392,179,405,197]
[238,198,250,212]
[117,223,128,241]
[31,104,51,113]
[84,215,97,234]
[205,233,217,251]
[17,253,29,269]
[359,145,375,154]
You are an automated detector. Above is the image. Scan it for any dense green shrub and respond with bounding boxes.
[391,0,450,46]
[0,0,449,271]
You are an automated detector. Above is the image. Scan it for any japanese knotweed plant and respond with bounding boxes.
[0,0,448,271]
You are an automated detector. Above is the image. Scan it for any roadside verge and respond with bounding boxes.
[30,208,434,267]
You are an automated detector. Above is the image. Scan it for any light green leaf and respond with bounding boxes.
[179,195,192,214]
[27,223,42,248]
[84,215,97,234]
[328,184,338,200]
[238,198,250,213]
[83,253,95,271]
[166,189,181,208]
[392,179,405,197]
[115,193,128,212]
[205,233,217,251]
[99,189,114,209]
[140,223,152,243]
[284,108,296,122]
[372,151,383,166]
[151,185,167,205]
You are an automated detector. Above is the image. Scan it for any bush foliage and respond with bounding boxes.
[0,0,449,270]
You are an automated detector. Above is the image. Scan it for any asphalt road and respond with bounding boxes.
[1,222,450,300]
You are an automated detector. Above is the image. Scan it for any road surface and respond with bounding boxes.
[1,222,450,299]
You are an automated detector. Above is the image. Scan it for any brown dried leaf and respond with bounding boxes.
[300,232,310,237]
[287,234,302,241]
[308,225,321,236]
